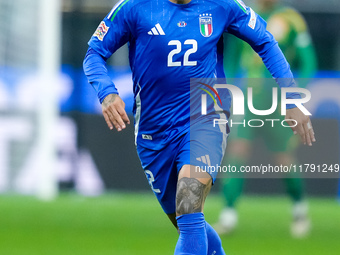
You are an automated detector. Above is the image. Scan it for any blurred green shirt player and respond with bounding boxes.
[225,0,316,80]
[215,0,317,238]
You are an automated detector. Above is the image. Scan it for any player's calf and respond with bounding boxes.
[174,166,213,254]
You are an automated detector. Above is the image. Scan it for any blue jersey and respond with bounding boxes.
[84,0,297,150]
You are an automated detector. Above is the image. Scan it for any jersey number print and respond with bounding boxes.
[167,39,198,67]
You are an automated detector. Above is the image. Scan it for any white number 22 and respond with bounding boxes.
[167,39,198,67]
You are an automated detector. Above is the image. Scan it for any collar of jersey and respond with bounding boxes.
[165,0,196,8]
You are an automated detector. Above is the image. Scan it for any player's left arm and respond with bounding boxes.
[225,0,315,145]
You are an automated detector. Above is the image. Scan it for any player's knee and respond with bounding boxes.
[176,177,209,216]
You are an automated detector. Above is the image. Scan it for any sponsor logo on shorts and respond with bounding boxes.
[142,134,153,140]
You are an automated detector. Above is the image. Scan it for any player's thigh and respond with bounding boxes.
[186,122,228,182]
[175,125,226,215]
[137,143,179,215]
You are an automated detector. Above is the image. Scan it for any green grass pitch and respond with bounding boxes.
[0,193,339,255]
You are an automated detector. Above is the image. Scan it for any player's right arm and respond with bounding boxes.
[83,0,133,131]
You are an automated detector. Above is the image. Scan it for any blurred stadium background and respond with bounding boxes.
[0,0,339,254]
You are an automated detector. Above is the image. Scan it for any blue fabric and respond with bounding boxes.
[206,222,226,255]
[175,213,207,255]
[83,0,299,151]
[137,121,227,214]
[83,48,118,103]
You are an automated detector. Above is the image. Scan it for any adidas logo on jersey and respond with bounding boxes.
[148,23,165,35]
[196,155,211,166]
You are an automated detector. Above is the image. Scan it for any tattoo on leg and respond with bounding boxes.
[176,177,210,215]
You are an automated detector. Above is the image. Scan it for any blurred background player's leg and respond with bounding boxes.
[215,180,244,234]
[266,109,311,238]
[215,123,311,237]
[214,122,252,235]
[216,0,317,237]
[284,177,310,238]
[276,151,310,238]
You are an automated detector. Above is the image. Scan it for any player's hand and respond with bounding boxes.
[285,107,316,146]
[101,94,130,131]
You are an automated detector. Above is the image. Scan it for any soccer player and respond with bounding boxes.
[83,0,315,253]
[215,0,317,238]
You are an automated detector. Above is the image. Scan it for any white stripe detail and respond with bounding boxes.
[248,8,257,29]
[134,84,142,145]
[205,155,211,166]
[196,157,202,162]
[151,27,159,35]
[148,31,152,35]
[108,0,125,19]
[201,156,207,164]
[236,0,247,11]
[155,23,165,35]
[213,85,228,158]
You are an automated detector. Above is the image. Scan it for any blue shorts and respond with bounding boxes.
[137,123,228,214]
